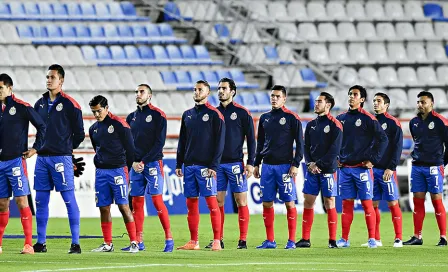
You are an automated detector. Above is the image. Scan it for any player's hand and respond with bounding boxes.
[245,165,254,179]
[254,166,260,179]
[208,169,217,178]
[308,162,321,174]
[289,166,299,177]
[337,160,343,168]
[362,160,373,169]
[72,156,86,177]
[132,162,144,173]
[22,148,37,159]
[383,169,393,181]
[175,168,183,177]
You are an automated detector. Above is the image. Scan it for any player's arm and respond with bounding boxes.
[88,126,97,152]
[210,112,225,173]
[25,105,47,153]
[70,103,85,149]
[368,118,389,165]
[142,113,167,164]
[315,123,343,170]
[244,112,256,167]
[304,122,312,164]
[176,113,187,175]
[254,115,265,168]
[440,119,448,166]
[292,116,304,167]
[120,125,135,171]
[388,123,403,171]
[125,113,132,126]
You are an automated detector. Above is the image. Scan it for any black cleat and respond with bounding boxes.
[237,240,247,249]
[205,239,224,249]
[68,243,81,254]
[328,240,338,248]
[295,239,311,248]
[33,242,47,253]
[437,237,447,246]
[403,236,423,246]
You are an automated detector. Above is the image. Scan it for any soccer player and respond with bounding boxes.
[254,85,303,250]
[206,78,255,249]
[0,74,46,254]
[88,95,139,253]
[404,91,448,246]
[362,93,403,248]
[175,80,225,251]
[296,92,342,249]
[124,84,173,252]
[336,85,388,248]
[33,64,85,254]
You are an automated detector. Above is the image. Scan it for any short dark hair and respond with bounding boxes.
[417,91,434,102]
[138,83,152,94]
[195,80,210,90]
[348,85,367,107]
[0,73,13,87]
[374,92,390,106]
[89,95,108,108]
[271,85,287,96]
[218,77,237,97]
[320,91,335,110]
[48,64,65,79]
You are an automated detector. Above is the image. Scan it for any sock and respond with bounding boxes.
[152,195,172,239]
[101,222,112,245]
[263,206,275,242]
[341,200,354,240]
[132,197,145,242]
[61,190,80,245]
[327,208,338,241]
[362,200,376,239]
[219,206,224,240]
[287,207,297,241]
[125,222,137,242]
[432,199,446,236]
[302,208,314,240]
[19,207,33,246]
[0,211,9,246]
[238,205,249,241]
[374,207,381,240]
[35,190,50,244]
[413,198,425,237]
[205,197,221,240]
[186,198,199,241]
[389,204,403,240]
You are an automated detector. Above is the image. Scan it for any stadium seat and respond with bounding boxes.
[201,70,219,86]
[385,1,405,20]
[397,67,420,87]
[152,45,171,65]
[415,23,438,41]
[51,3,69,20]
[358,67,380,87]
[9,2,27,21]
[229,69,259,89]
[158,23,186,44]
[66,45,87,66]
[23,2,40,20]
[427,42,448,63]
[337,23,360,42]
[357,23,378,41]
[14,69,34,91]
[365,1,386,20]
[346,1,366,20]
[194,45,223,65]
[147,70,167,91]
[138,45,158,65]
[318,23,341,42]
[173,71,192,90]
[423,3,444,19]
[7,45,27,66]
[16,25,33,40]
[267,2,291,22]
[309,44,330,64]
[300,68,327,88]
[338,67,358,86]
[81,45,97,62]
[52,46,72,66]
[329,43,354,64]
[406,42,428,63]
[278,23,301,42]
[165,44,185,65]
[387,43,410,64]
[66,2,83,21]
[254,91,270,106]
[327,2,346,20]
[405,1,426,20]
[0,3,11,20]
[37,45,56,64]
[388,88,410,110]
[298,23,320,41]
[437,66,448,84]
[287,1,309,21]
[429,88,448,109]
[170,93,189,114]
[349,43,374,64]
[395,23,418,41]
[171,2,193,22]
[378,67,404,87]
[94,3,111,20]
[417,66,441,86]
[307,2,327,21]
[249,2,268,20]
[376,23,398,41]
[22,45,42,66]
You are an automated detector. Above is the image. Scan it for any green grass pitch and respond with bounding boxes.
[1,212,447,271]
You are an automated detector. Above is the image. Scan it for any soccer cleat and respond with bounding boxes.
[328,240,338,248]
[437,237,447,246]
[256,240,277,249]
[211,239,222,251]
[367,238,377,248]
[91,243,114,252]
[0,246,2,254]
[403,236,423,245]
[121,242,145,251]
[237,240,247,249]
[163,240,174,252]
[68,243,81,254]
[295,239,311,248]
[205,239,224,249]
[393,239,403,248]
[21,244,35,254]
[177,240,200,250]
[361,240,382,247]
[33,242,47,253]
[336,238,350,248]
[128,241,139,253]
[284,240,296,249]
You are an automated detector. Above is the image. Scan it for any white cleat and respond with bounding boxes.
[361,240,382,247]
[0,246,2,254]
[129,241,139,253]
[91,243,114,252]
[393,239,403,248]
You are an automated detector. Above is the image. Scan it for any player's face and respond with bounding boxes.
[348,89,364,108]
[417,96,433,114]
[90,104,109,122]
[0,81,12,101]
[373,96,388,114]
[217,82,234,102]
[270,90,286,109]
[193,83,210,103]
[135,86,151,105]
[46,70,63,92]
[314,96,329,114]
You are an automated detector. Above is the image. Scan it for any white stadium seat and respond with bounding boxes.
[387,43,410,64]
[346,1,366,21]
[357,23,378,41]
[376,23,397,41]
[395,23,418,41]
[307,2,327,21]
[378,67,404,87]
[287,1,309,21]
[427,42,448,63]
[338,67,358,86]
[404,1,426,20]
[385,1,405,20]
[349,43,374,64]
[429,88,448,109]
[397,67,420,87]
[268,2,292,22]
[417,66,441,87]
[437,66,448,84]
[298,23,320,42]
[309,44,330,64]
[337,23,360,42]
[358,67,380,87]
[406,42,428,63]
[329,43,354,64]
[415,23,439,41]
[326,2,347,20]
[368,42,390,64]
[365,1,386,20]
[318,23,341,42]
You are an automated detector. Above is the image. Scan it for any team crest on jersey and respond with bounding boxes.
[355,119,362,127]
[429,121,435,130]
[279,117,286,125]
[12,167,21,177]
[146,115,152,123]
[200,168,209,177]
[232,165,241,174]
[382,123,387,130]
[108,125,114,133]
[8,106,16,115]
[56,103,63,111]
[202,114,209,122]
[324,125,330,133]
[230,112,237,120]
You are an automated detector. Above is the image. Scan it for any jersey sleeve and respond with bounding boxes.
[26,105,46,151]
[292,115,304,167]
[210,112,225,171]
[120,125,135,170]
[244,112,256,166]
[254,115,265,167]
[368,118,389,165]
[387,122,403,170]
[70,103,85,150]
[176,113,187,169]
[304,122,312,164]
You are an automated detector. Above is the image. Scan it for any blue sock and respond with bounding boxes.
[35,190,50,244]
[61,190,80,245]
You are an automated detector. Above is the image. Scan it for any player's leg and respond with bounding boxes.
[277,164,297,249]
[378,170,402,247]
[355,168,377,248]
[322,172,338,248]
[404,166,426,245]
[337,168,356,247]
[296,171,320,248]
[428,166,446,246]
[128,164,147,248]
[214,164,228,248]
[364,168,383,247]
[0,197,9,255]
[257,164,277,249]
[92,168,114,252]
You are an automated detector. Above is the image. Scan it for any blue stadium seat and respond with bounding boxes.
[120,2,148,21]
[44,25,62,45]
[146,24,162,43]
[423,3,444,19]
[60,25,77,44]
[264,45,292,65]
[300,68,328,88]
[163,2,192,22]
[214,24,241,44]
[37,2,54,19]
[89,25,106,44]
[118,25,133,38]
[188,71,203,83]
[166,45,185,64]
[194,45,223,65]
[229,69,259,89]
[51,3,69,20]
[16,25,33,39]
[160,71,177,85]
[95,46,112,66]
[402,138,413,150]
[79,3,96,20]
[81,45,97,61]
[208,95,218,107]
[152,45,170,65]
[179,45,199,65]
[66,3,83,21]
[240,93,259,112]
[0,3,11,20]
[106,45,128,65]
[23,2,40,20]
[108,2,127,21]
[124,45,142,63]
[215,70,232,80]
[103,24,122,44]
[233,95,244,105]
[254,91,270,106]
[174,71,192,90]
[201,71,219,86]
[138,45,159,65]
[94,3,111,20]
[9,2,27,20]
[75,25,91,44]
[158,23,186,44]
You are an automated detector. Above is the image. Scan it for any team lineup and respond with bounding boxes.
[0,64,446,255]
